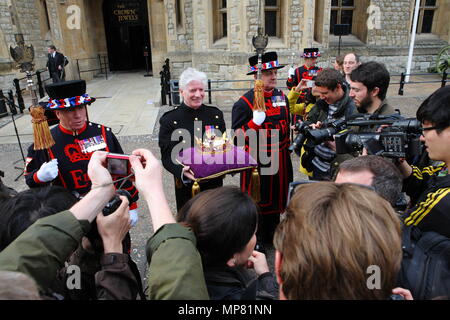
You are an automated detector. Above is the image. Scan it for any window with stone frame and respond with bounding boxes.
[264,0,283,38]
[327,0,369,44]
[213,0,227,42]
[330,0,355,35]
[416,0,437,34]
[175,0,184,29]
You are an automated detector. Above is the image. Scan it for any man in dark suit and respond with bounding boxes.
[46,45,65,83]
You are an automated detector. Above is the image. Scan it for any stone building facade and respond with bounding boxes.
[0,0,449,92]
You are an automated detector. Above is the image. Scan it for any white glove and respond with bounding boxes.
[288,67,295,77]
[252,110,266,126]
[36,159,59,182]
[129,209,138,228]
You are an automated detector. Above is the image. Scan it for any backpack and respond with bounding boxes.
[64,56,69,66]
[398,226,450,299]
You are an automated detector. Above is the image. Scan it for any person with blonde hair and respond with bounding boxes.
[274,182,402,300]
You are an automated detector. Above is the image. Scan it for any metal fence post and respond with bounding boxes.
[0,90,8,117]
[98,54,103,75]
[76,59,81,80]
[442,69,448,88]
[161,59,172,106]
[208,79,212,104]
[398,72,406,96]
[104,56,108,80]
[13,79,25,112]
[168,84,173,106]
[8,90,17,115]
[160,70,167,106]
[36,70,45,98]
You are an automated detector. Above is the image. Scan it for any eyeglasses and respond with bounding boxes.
[286,180,376,207]
[420,126,439,133]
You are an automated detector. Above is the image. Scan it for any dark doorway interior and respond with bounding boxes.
[103,0,152,71]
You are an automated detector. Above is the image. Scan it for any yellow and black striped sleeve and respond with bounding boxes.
[404,186,450,237]
[403,164,445,202]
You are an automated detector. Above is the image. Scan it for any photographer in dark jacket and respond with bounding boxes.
[397,86,450,238]
[302,68,357,180]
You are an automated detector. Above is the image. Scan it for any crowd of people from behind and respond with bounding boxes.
[0,43,450,301]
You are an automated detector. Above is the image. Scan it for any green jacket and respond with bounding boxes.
[0,210,89,294]
[146,223,209,300]
[0,212,209,300]
[357,99,396,116]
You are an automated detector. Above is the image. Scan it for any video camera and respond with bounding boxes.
[289,118,347,156]
[334,114,423,158]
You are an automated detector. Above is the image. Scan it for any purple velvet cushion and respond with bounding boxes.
[177,145,257,179]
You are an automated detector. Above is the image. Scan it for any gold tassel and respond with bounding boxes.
[250,167,261,203]
[191,180,201,198]
[253,79,266,112]
[30,106,55,150]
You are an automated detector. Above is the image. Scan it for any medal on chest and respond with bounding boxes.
[271,95,286,108]
[77,135,107,153]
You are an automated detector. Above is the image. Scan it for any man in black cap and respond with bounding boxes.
[286,48,322,105]
[24,80,139,226]
[232,51,293,245]
[158,67,226,211]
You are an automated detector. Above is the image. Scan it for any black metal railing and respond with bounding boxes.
[159,58,171,106]
[76,54,109,80]
[392,70,448,95]
[162,77,292,107]
[0,89,22,117]
[160,59,449,106]
[11,68,51,112]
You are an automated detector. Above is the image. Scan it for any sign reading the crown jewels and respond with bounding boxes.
[111,1,142,25]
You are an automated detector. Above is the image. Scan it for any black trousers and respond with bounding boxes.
[51,70,65,83]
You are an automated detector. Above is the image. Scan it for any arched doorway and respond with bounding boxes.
[103,0,152,71]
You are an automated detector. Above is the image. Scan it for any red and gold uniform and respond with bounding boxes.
[232,88,293,216]
[24,121,139,209]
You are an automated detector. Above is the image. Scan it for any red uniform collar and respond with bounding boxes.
[264,90,274,98]
[59,122,88,136]
[303,64,315,70]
